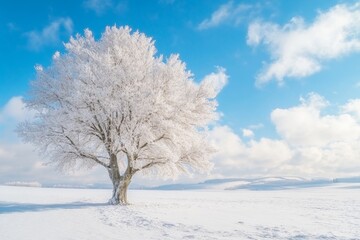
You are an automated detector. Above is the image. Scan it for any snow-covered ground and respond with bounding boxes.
[1,183,360,240]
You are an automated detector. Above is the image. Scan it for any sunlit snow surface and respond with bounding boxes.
[0,184,359,240]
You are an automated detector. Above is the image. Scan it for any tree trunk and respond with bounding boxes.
[118,174,132,205]
[107,153,134,205]
[109,174,120,205]
[108,153,121,205]
[109,173,133,205]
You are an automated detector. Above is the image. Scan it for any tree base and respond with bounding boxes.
[108,197,129,205]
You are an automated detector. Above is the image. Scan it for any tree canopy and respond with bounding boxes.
[18,26,224,204]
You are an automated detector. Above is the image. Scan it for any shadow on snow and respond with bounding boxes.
[0,201,107,214]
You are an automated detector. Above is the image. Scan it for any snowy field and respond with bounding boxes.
[1,184,360,240]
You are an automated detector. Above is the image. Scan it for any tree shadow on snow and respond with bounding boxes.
[0,201,107,214]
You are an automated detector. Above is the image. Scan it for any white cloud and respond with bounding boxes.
[209,93,360,178]
[209,125,293,176]
[0,96,35,122]
[342,99,360,120]
[83,0,113,15]
[25,17,73,51]
[245,138,293,167]
[271,93,360,147]
[198,1,253,30]
[242,128,254,138]
[198,1,232,30]
[201,67,228,96]
[247,3,360,85]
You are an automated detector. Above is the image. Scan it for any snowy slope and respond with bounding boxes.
[6,176,358,190]
[150,176,344,190]
[1,184,360,239]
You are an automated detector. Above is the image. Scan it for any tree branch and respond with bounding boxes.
[134,161,166,173]
[64,135,109,168]
[139,133,166,150]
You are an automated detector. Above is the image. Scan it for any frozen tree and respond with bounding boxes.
[18,26,224,205]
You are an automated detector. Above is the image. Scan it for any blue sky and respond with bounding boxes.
[1,0,360,186]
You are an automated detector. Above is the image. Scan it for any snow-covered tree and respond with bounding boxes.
[18,26,224,205]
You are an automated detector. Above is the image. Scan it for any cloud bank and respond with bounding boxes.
[247,2,360,85]
[210,93,360,178]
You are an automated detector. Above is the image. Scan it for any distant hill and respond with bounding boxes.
[3,176,360,190]
[147,176,360,191]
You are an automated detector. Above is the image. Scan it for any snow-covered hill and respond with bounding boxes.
[1,183,360,239]
[5,176,359,191]
[149,176,360,190]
